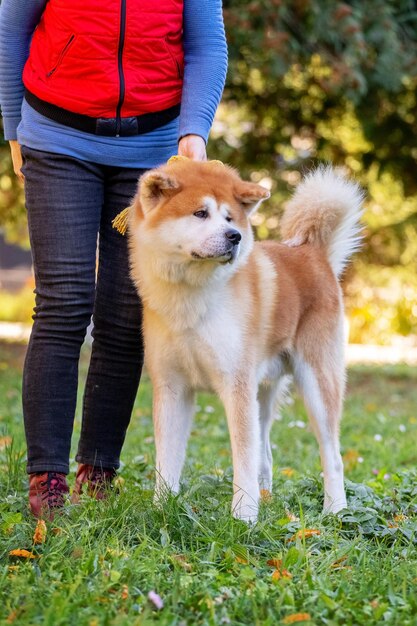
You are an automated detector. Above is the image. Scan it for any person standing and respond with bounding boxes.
[0,0,227,518]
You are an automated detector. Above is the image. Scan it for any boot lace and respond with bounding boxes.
[89,467,116,488]
[39,472,67,508]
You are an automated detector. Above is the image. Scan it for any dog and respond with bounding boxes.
[124,160,363,522]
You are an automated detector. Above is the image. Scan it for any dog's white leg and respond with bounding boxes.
[258,376,292,493]
[220,378,260,523]
[292,353,347,514]
[257,384,276,493]
[152,382,195,502]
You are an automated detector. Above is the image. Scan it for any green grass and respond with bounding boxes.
[0,341,417,626]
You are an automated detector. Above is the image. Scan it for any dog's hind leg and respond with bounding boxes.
[220,376,260,523]
[258,384,276,493]
[258,376,291,493]
[152,381,195,502]
[292,336,347,514]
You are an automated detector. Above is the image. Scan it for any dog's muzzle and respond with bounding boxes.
[225,229,242,246]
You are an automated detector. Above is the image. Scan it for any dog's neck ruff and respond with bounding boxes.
[134,247,238,331]
[131,239,251,335]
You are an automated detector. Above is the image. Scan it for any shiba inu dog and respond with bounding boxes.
[124,160,363,522]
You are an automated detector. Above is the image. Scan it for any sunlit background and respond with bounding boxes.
[1,0,417,356]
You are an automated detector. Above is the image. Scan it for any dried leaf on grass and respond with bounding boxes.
[6,609,22,624]
[288,529,321,542]
[285,510,300,522]
[0,436,12,450]
[282,613,311,624]
[268,557,292,580]
[260,489,272,502]
[389,513,409,527]
[8,549,36,559]
[330,554,352,571]
[343,449,360,471]
[272,568,292,580]
[33,519,47,544]
[172,554,192,571]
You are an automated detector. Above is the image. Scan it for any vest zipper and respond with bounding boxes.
[47,34,75,78]
[115,0,127,136]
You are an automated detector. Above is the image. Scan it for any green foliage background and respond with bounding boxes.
[1,0,417,343]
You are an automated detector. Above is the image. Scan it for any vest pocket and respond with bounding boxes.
[164,36,184,79]
[47,34,76,78]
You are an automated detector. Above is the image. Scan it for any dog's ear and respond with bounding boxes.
[234,181,270,215]
[139,169,181,214]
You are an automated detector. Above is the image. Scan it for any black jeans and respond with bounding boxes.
[21,146,145,474]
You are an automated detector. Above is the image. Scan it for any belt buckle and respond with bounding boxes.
[95,117,139,137]
[95,118,118,136]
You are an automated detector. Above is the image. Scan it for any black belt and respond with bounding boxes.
[25,89,180,137]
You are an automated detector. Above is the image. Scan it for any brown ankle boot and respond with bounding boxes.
[29,472,69,520]
[71,464,117,504]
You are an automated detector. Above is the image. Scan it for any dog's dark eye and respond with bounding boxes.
[194,210,208,219]
[225,216,232,222]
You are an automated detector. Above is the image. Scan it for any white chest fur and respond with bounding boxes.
[144,286,245,392]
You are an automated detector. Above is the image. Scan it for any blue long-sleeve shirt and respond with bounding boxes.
[0,0,227,168]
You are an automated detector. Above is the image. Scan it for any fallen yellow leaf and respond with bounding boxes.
[121,584,129,600]
[272,568,292,580]
[6,609,20,624]
[71,547,83,559]
[330,555,348,568]
[235,555,249,565]
[33,519,47,544]
[172,554,192,571]
[288,529,321,542]
[9,549,36,559]
[0,436,12,450]
[267,558,283,568]
[282,613,311,624]
[342,449,360,471]
[285,510,299,522]
[281,467,295,477]
[330,555,352,571]
[260,489,272,502]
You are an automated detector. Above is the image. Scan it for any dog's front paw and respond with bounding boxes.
[323,494,347,514]
[232,490,259,524]
[153,476,179,508]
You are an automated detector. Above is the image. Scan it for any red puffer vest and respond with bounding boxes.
[23,0,184,119]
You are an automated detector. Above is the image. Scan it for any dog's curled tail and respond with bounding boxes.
[281,166,364,278]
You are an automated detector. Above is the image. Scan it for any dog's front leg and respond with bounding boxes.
[221,377,260,523]
[152,381,195,503]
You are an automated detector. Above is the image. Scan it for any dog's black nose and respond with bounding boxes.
[225,229,242,245]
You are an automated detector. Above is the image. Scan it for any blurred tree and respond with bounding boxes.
[212,0,417,343]
[1,0,417,340]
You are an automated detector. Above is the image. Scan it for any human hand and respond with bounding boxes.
[178,134,207,161]
[9,141,24,183]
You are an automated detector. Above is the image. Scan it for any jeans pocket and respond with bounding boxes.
[20,144,29,175]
